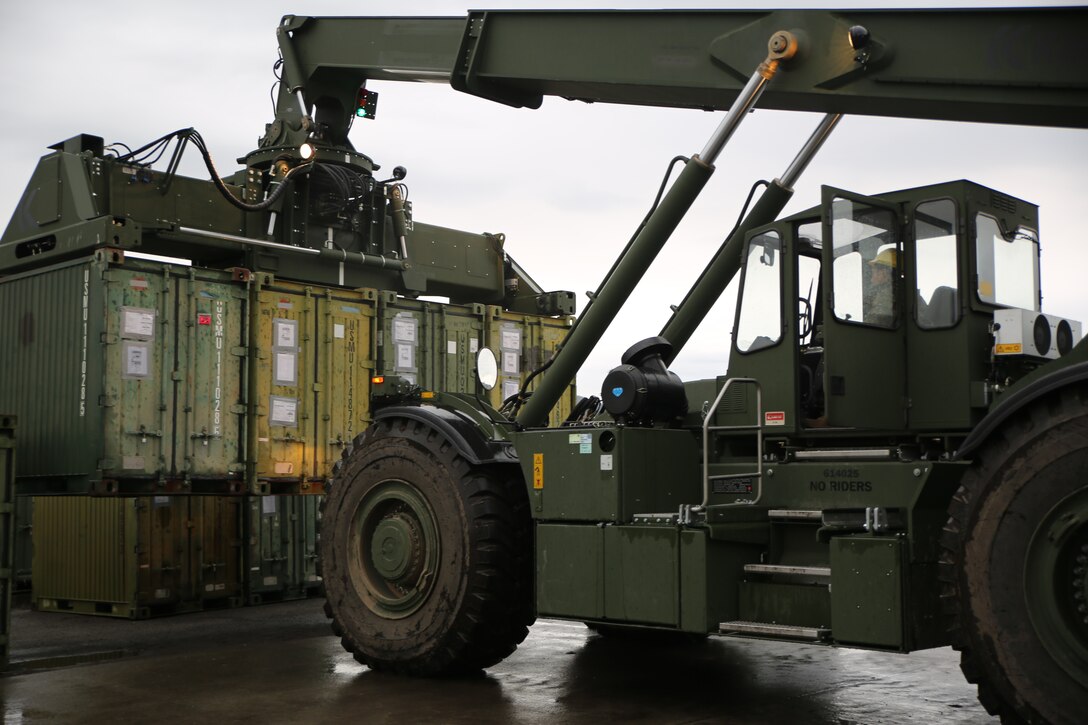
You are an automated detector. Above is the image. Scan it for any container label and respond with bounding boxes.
[270,396,298,426]
[262,496,277,515]
[533,453,544,489]
[212,301,225,437]
[129,277,149,290]
[502,351,519,375]
[334,323,345,339]
[274,351,297,385]
[765,411,786,426]
[121,307,156,340]
[501,327,521,351]
[502,380,520,401]
[469,338,479,353]
[263,576,279,587]
[447,340,457,355]
[396,343,415,370]
[123,456,146,470]
[393,316,417,343]
[197,313,212,326]
[274,318,297,349]
[122,341,151,378]
[601,454,613,471]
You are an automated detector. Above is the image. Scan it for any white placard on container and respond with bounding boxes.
[393,316,417,343]
[274,318,297,349]
[502,351,520,375]
[121,307,156,340]
[274,351,297,385]
[501,328,521,351]
[270,396,298,426]
[396,343,415,370]
[122,341,151,378]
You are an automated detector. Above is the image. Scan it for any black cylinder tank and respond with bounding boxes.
[601,336,687,426]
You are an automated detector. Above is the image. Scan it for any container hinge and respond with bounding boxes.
[231,346,247,357]
[171,370,182,382]
[272,434,305,443]
[230,404,247,414]
[99,395,116,407]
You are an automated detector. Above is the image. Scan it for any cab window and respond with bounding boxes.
[736,231,782,353]
[975,213,1039,311]
[830,198,898,328]
[914,199,959,328]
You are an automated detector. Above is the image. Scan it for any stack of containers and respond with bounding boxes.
[2,256,575,617]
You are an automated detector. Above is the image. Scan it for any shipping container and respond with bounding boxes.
[0,416,14,668]
[32,495,241,618]
[243,495,321,604]
[250,275,374,491]
[0,251,248,495]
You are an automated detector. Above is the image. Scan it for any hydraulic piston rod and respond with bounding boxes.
[659,113,841,362]
[514,32,798,428]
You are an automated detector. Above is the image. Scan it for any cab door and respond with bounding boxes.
[820,186,906,430]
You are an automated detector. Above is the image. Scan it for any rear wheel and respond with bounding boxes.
[320,417,533,675]
[941,384,1088,724]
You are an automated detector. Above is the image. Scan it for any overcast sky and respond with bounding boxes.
[4,1,1085,393]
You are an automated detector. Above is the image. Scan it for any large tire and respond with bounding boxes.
[940,383,1088,724]
[319,416,533,675]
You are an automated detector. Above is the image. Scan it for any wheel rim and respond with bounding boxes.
[348,479,440,619]
[1024,485,1088,685]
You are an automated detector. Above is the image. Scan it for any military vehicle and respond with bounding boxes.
[2,7,1086,725]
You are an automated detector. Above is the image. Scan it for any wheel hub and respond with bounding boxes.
[1025,486,1088,683]
[349,479,440,619]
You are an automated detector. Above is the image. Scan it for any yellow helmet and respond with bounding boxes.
[869,248,898,268]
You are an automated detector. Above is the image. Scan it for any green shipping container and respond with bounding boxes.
[243,495,321,604]
[491,308,576,426]
[251,275,374,490]
[0,416,14,668]
[0,251,248,495]
[32,495,241,619]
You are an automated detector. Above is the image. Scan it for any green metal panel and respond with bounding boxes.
[316,291,374,476]
[0,416,13,667]
[432,302,487,397]
[739,581,831,629]
[0,255,109,490]
[516,427,700,522]
[680,529,760,633]
[830,536,904,648]
[32,496,200,618]
[190,496,243,607]
[535,523,603,619]
[603,525,679,626]
[243,495,322,604]
[176,269,248,481]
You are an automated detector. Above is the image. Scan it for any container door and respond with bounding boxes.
[190,496,242,604]
[316,291,374,480]
[139,496,194,611]
[434,303,486,395]
[380,294,429,388]
[255,283,316,482]
[102,265,173,478]
[820,187,907,430]
[177,271,247,481]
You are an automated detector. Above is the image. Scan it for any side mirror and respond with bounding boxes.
[476,348,498,391]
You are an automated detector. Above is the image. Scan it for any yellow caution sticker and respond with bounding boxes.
[995,343,1023,355]
[533,453,544,490]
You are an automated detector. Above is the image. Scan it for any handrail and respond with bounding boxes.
[695,377,763,515]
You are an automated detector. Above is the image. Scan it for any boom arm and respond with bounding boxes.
[264,7,1088,154]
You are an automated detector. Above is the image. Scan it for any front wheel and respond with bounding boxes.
[941,384,1088,724]
[320,417,533,675]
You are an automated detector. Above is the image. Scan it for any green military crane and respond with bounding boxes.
[6,7,1084,724]
[278,9,1088,724]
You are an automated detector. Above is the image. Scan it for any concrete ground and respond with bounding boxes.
[3,597,995,724]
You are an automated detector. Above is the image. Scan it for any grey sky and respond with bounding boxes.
[4,1,1085,391]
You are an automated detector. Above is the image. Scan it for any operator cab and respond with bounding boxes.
[722,180,1081,444]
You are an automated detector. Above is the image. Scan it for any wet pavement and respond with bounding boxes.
[3,597,994,724]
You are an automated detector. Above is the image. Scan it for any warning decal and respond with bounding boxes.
[533,453,544,490]
[765,411,786,426]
